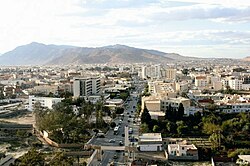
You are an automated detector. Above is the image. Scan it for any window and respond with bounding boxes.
[182,147,184,150]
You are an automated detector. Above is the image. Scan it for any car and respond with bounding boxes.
[96,133,105,138]
[129,128,133,134]
[109,139,116,143]
[129,115,132,118]
[127,112,129,115]
[113,154,118,159]
[133,120,136,124]
[127,120,130,123]
[119,141,124,146]
[122,133,125,137]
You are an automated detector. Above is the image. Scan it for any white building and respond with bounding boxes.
[176,82,189,93]
[218,103,250,114]
[195,76,207,87]
[165,68,177,80]
[73,77,101,97]
[160,97,191,115]
[138,133,163,151]
[242,84,250,90]
[141,65,162,79]
[228,79,242,90]
[167,143,198,160]
[28,96,63,111]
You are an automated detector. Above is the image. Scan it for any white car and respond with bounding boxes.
[109,139,116,143]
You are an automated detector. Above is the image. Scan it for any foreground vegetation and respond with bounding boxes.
[34,98,109,144]
[140,104,250,159]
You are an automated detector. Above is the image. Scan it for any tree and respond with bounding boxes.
[182,68,189,76]
[110,122,116,128]
[49,152,74,166]
[177,103,184,119]
[141,107,151,124]
[202,122,221,135]
[209,131,224,150]
[115,107,124,114]
[140,123,149,133]
[153,125,159,132]
[15,148,45,166]
[166,121,177,133]
[120,92,129,101]
[111,111,117,119]
[176,121,188,136]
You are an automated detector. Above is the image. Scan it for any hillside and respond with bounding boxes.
[242,56,250,62]
[0,42,191,65]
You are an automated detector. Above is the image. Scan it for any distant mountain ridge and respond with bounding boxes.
[242,56,250,62]
[0,42,196,65]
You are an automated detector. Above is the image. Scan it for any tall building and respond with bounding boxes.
[195,76,207,87]
[141,66,147,79]
[165,68,177,80]
[228,79,242,90]
[73,77,101,97]
[141,65,170,79]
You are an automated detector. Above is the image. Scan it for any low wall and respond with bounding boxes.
[165,151,198,161]
[39,131,84,148]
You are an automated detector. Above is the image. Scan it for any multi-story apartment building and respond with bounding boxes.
[73,77,101,97]
[176,82,189,93]
[195,76,208,87]
[228,79,242,90]
[161,68,177,80]
[141,95,191,119]
[160,96,191,113]
[141,65,161,79]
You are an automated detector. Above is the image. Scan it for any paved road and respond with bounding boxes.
[89,88,141,166]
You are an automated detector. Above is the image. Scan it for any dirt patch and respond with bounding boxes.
[0,112,35,125]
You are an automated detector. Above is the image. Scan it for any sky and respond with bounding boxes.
[0,0,250,58]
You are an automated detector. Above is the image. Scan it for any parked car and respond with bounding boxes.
[113,154,118,159]
[96,132,105,138]
[109,139,116,143]
[119,141,124,146]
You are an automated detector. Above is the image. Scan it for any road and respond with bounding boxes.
[89,87,141,166]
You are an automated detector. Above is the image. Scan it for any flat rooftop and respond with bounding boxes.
[139,133,162,142]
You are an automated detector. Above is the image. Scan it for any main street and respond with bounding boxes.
[89,86,142,166]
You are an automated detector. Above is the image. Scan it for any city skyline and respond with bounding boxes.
[0,0,250,58]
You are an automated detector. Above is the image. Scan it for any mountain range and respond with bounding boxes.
[0,42,198,66]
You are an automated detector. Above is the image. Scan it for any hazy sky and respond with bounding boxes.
[0,0,250,58]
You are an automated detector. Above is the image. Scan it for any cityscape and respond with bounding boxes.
[0,0,250,166]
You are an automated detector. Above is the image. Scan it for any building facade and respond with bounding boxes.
[73,77,101,97]
[138,133,163,152]
[28,96,63,111]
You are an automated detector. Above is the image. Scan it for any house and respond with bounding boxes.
[137,133,163,152]
[166,143,198,160]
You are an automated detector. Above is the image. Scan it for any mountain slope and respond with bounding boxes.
[47,44,174,65]
[0,42,75,65]
[0,42,191,65]
[242,56,250,62]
